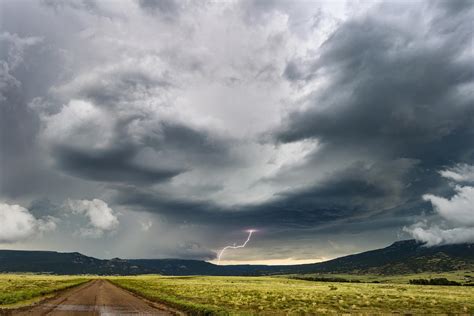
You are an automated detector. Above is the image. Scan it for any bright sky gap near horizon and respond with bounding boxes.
[0,0,473,265]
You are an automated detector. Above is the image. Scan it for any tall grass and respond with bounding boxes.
[110,274,474,314]
[0,274,89,307]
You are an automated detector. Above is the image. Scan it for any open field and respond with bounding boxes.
[110,275,474,315]
[2,272,474,314]
[0,274,90,308]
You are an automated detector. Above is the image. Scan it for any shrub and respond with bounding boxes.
[409,278,461,286]
[294,276,361,283]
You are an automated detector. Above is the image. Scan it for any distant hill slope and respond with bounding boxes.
[0,250,139,275]
[1,240,473,275]
[291,240,474,275]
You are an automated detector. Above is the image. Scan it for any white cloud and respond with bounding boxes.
[439,164,474,183]
[42,99,114,150]
[405,169,474,245]
[68,199,119,237]
[406,223,474,247]
[423,186,474,226]
[139,219,153,231]
[0,203,56,243]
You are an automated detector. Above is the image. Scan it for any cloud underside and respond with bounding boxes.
[0,0,473,259]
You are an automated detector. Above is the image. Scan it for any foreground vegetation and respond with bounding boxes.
[110,274,474,314]
[1,272,473,314]
[0,274,89,307]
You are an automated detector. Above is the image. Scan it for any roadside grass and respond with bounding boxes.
[110,274,474,315]
[0,274,90,308]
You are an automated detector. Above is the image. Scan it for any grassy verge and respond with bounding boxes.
[109,274,474,315]
[0,274,90,308]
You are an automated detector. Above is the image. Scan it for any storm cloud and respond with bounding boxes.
[0,0,473,262]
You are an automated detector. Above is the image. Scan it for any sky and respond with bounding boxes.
[0,0,473,264]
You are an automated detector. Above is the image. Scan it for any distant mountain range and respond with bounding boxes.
[1,240,473,275]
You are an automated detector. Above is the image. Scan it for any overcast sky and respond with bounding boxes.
[0,0,473,264]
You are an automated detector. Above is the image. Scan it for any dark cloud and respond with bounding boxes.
[53,145,183,184]
[42,0,99,12]
[156,241,217,260]
[143,122,236,168]
[115,159,418,230]
[68,70,172,108]
[137,0,180,18]
[279,18,473,158]
[276,1,473,198]
[268,1,474,248]
[46,109,236,184]
[1,0,473,259]
[283,60,305,82]
[110,1,474,253]
[28,198,63,218]
[435,0,473,15]
[40,0,115,18]
[0,33,43,198]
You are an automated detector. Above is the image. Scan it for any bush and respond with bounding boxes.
[409,278,461,286]
[294,276,361,283]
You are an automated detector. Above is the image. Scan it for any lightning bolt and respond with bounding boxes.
[217,229,255,264]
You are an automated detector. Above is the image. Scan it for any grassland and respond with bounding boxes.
[110,274,474,315]
[2,272,473,314]
[0,274,89,307]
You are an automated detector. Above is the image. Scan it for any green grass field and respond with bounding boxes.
[110,274,474,315]
[1,273,473,314]
[0,274,89,307]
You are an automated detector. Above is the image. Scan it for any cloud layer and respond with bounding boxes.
[0,0,473,261]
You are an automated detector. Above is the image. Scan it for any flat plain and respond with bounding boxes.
[110,274,474,314]
[2,273,474,314]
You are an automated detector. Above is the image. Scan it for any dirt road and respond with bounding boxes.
[12,280,178,315]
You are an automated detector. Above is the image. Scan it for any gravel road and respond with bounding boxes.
[12,279,178,315]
